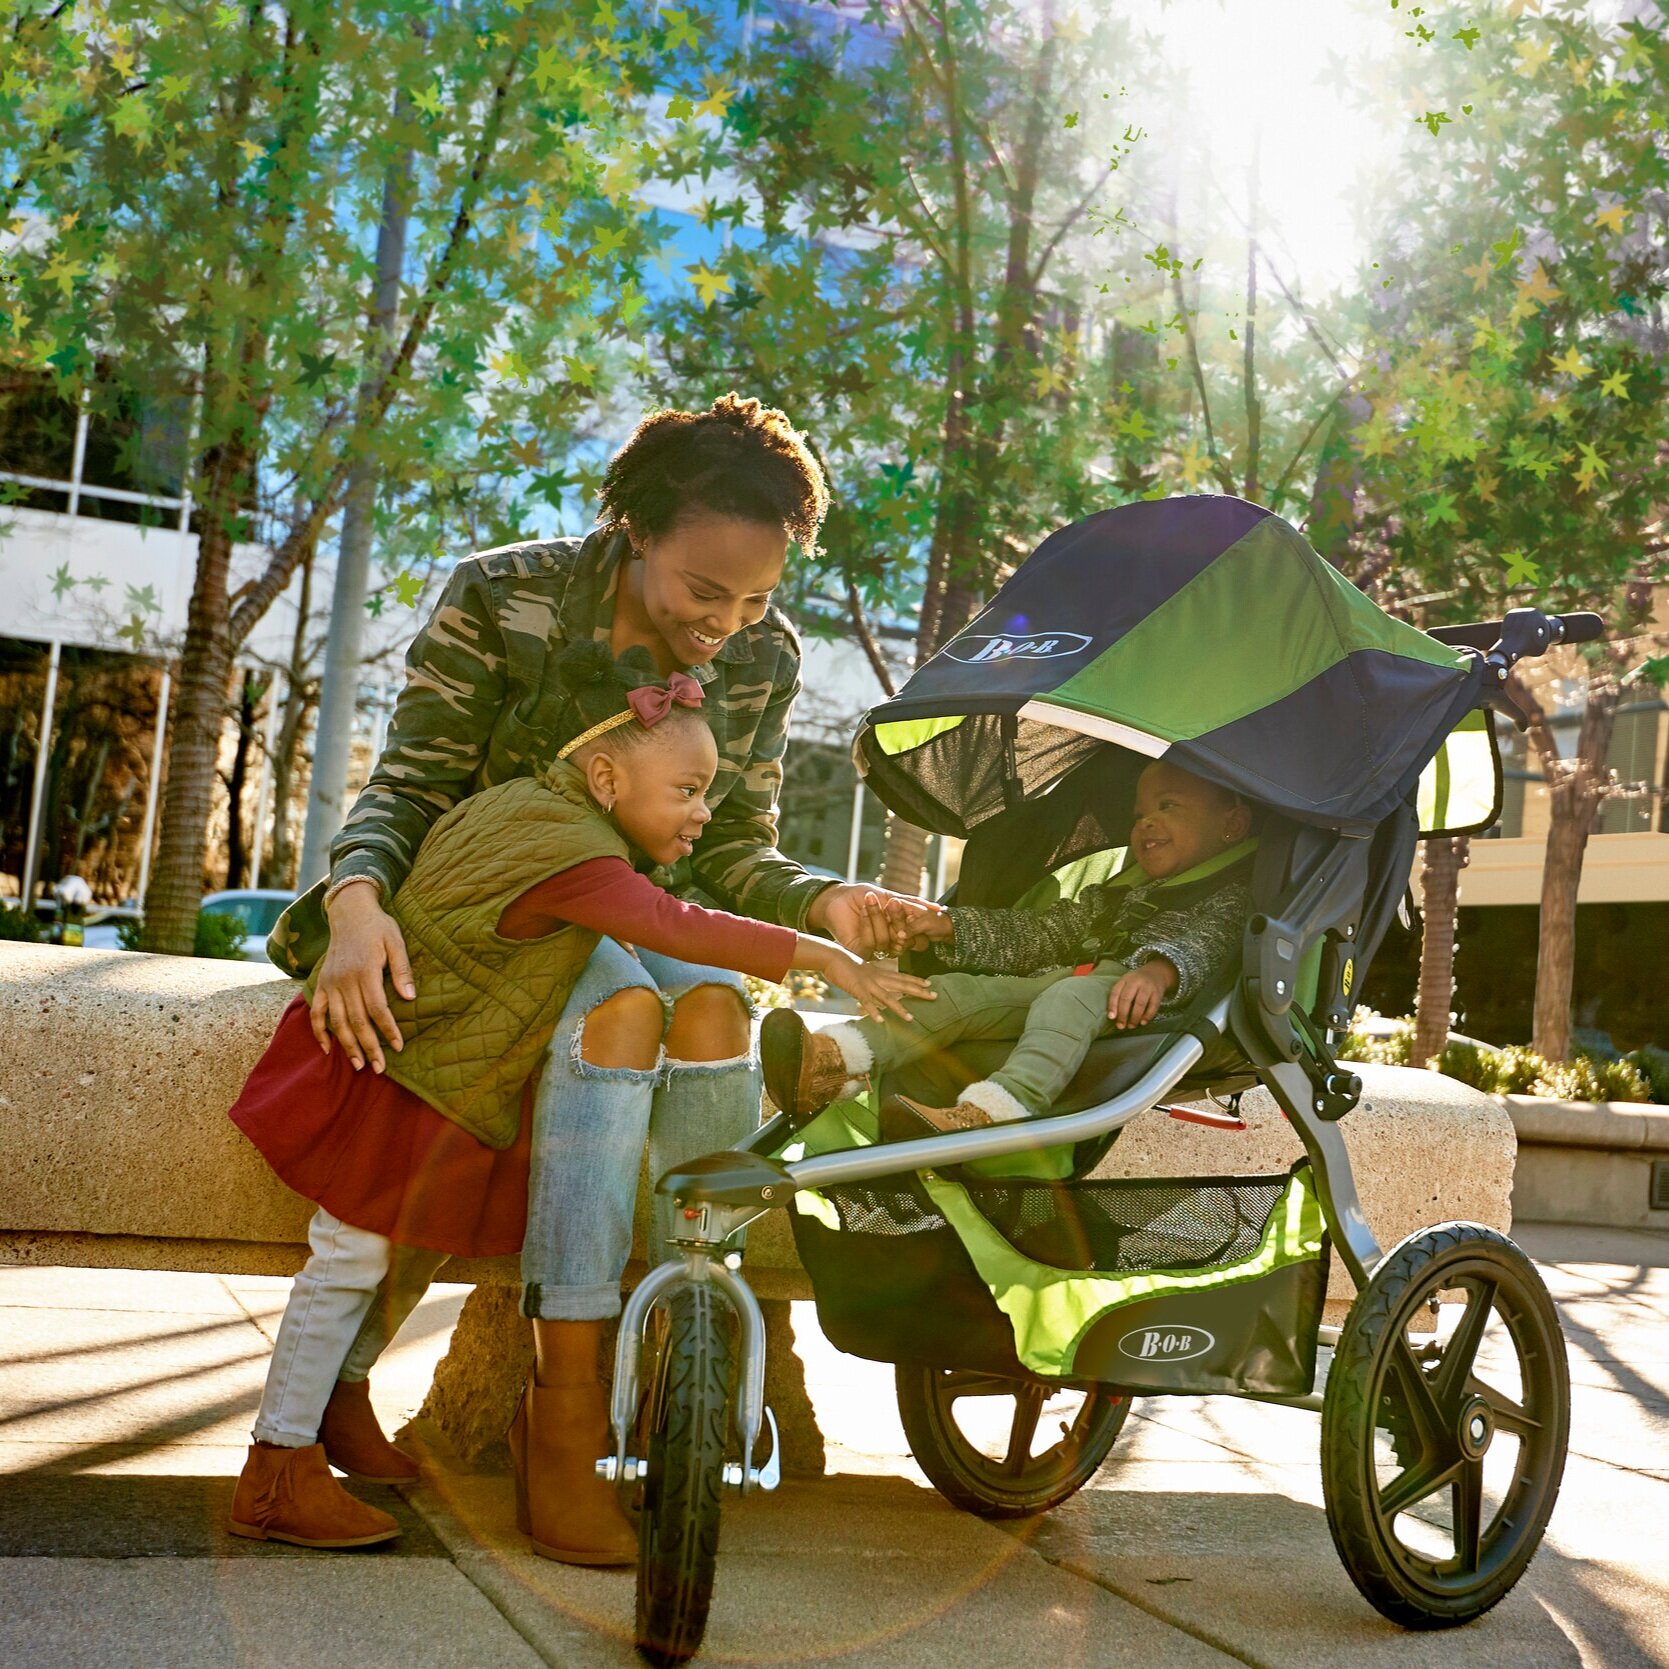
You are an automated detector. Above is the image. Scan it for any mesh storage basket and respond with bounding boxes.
[789,1163,1329,1396]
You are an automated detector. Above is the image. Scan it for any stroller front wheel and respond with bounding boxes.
[1321,1222,1569,1629]
[895,1363,1130,1518]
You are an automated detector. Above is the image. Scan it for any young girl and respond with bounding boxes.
[226,643,929,1555]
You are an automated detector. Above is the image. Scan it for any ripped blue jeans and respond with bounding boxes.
[520,938,761,1321]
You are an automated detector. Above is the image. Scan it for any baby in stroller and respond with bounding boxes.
[763,759,1254,1142]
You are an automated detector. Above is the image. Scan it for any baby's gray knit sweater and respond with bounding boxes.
[941,876,1251,1007]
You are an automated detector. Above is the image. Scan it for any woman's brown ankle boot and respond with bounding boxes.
[229,1441,400,1548]
[507,1320,636,1566]
[319,1377,420,1484]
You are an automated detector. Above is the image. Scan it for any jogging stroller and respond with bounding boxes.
[606,496,1589,1665]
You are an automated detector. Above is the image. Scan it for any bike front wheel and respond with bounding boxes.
[635,1283,734,1667]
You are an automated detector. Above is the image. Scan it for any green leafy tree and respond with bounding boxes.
[637,1,1178,887]
[1,1,706,950]
[1346,4,1668,1059]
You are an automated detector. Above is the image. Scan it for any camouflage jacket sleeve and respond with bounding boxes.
[328,561,508,900]
[686,628,833,932]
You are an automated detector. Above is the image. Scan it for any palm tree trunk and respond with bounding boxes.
[1412,834,1469,1066]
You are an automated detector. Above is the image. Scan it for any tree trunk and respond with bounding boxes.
[223,670,262,889]
[1411,834,1469,1067]
[879,813,931,896]
[1530,672,1620,1062]
[139,417,254,953]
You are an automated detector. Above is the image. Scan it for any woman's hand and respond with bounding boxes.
[309,882,417,1073]
[1106,960,1177,1030]
[810,882,946,959]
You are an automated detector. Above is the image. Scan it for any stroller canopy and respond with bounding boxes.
[856,496,1485,838]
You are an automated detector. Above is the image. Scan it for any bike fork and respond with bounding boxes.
[598,1218,781,1496]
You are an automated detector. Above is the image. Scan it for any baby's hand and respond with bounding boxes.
[888,899,952,952]
[1107,960,1177,1030]
[827,953,938,1023]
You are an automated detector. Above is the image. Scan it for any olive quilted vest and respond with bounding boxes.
[306,761,629,1150]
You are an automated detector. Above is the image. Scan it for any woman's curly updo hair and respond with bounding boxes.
[553,640,708,757]
[597,392,828,553]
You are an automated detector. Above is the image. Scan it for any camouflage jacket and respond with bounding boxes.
[326,525,830,929]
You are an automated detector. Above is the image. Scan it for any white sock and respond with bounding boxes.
[960,1079,1033,1123]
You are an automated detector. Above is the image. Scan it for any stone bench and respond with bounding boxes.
[0,942,1516,1469]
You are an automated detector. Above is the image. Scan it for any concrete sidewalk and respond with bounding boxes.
[2,1223,1665,1667]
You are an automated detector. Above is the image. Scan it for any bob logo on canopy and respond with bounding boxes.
[943,630,1092,665]
[1116,1326,1215,1364]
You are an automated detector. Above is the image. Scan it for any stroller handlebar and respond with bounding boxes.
[1456,607,1606,730]
[1426,609,1604,653]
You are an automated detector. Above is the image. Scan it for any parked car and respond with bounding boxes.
[81,905,145,950]
[199,889,297,963]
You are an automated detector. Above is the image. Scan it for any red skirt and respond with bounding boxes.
[229,996,532,1258]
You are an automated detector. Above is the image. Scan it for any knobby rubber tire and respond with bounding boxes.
[895,1363,1130,1519]
[635,1285,733,1667]
[1321,1221,1569,1629]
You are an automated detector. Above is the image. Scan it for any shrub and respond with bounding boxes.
[1533,1054,1649,1105]
[0,905,48,942]
[745,969,829,1012]
[194,912,249,960]
[1338,1009,1413,1066]
[1281,1008,1663,1104]
[1625,1045,1669,1105]
[118,912,248,959]
[1431,1037,1500,1091]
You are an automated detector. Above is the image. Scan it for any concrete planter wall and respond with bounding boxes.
[1500,1094,1669,1231]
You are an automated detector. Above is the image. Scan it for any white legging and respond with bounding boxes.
[252,1208,449,1447]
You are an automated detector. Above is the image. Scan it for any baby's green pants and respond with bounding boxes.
[853,960,1132,1116]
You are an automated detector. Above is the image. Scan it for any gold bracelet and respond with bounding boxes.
[323,875,384,912]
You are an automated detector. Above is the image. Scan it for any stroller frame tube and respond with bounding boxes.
[782,1003,1222,1189]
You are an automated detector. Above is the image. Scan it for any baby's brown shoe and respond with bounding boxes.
[879,1096,997,1143]
[761,1011,865,1121]
[229,1441,400,1548]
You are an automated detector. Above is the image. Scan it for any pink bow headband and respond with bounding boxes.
[557,672,704,759]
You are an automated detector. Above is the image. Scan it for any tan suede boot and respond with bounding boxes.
[229,1442,400,1548]
[760,1010,865,1120]
[319,1378,420,1484]
[508,1321,636,1567]
[880,1095,996,1143]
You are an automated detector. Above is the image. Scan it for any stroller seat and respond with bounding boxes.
[887,1021,1256,1121]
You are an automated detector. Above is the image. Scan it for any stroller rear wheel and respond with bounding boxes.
[895,1363,1130,1518]
[1321,1223,1569,1628]
[635,1284,734,1667]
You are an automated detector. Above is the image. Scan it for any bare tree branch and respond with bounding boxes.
[1028,164,1114,289]
[847,581,898,697]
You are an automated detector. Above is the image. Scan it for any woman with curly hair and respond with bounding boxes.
[255,394,933,1563]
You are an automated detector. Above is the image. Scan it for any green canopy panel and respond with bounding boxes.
[856,497,1489,838]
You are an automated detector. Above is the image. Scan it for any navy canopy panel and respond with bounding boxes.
[856,496,1486,837]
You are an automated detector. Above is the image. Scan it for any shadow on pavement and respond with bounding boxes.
[0,1470,446,1558]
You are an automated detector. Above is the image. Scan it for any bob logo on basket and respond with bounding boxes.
[943,631,1092,665]
[1116,1326,1215,1363]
